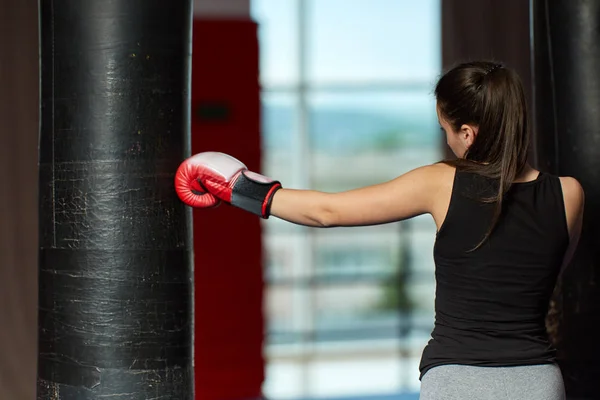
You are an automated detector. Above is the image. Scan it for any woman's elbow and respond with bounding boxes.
[302,207,333,227]
[315,210,336,227]
[312,198,337,228]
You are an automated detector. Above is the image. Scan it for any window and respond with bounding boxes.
[252,1,441,398]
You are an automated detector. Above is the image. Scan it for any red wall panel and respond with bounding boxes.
[191,18,264,399]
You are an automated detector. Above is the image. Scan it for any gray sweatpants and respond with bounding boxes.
[420,364,565,400]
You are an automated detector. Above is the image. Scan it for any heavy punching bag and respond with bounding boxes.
[531,0,600,398]
[37,1,194,398]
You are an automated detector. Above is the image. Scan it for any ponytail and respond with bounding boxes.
[435,62,530,250]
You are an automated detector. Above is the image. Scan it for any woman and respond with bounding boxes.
[175,61,584,400]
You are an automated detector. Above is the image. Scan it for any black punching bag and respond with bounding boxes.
[532,0,600,398]
[37,1,194,399]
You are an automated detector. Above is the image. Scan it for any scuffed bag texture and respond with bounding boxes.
[37,0,194,398]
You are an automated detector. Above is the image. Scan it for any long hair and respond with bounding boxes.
[435,61,530,250]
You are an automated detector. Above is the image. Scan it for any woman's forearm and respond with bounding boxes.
[175,151,444,228]
[269,188,333,227]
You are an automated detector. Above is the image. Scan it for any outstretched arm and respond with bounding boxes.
[270,163,448,227]
[174,152,449,228]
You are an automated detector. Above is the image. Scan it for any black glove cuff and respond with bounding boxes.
[231,172,282,218]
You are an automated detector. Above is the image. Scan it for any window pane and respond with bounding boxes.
[257,0,443,397]
[252,0,299,86]
[307,356,407,398]
[308,0,441,84]
[314,283,401,341]
[260,92,296,152]
[308,90,441,191]
[261,91,296,183]
[265,285,303,344]
[311,225,415,341]
[313,226,401,280]
[263,362,305,399]
[264,231,302,281]
[305,90,441,343]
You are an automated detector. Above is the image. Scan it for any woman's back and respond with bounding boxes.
[420,168,571,378]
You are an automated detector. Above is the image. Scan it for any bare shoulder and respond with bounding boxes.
[559,176,585,209]
[424,161,457,174]
[413,162,456,182]
[385,162,456,191]
[558,176,585,238]
[398,162,456,200]
[418,162,456,229]
[422,162,457,193]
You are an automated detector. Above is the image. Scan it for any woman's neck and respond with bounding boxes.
[514,163,540,183]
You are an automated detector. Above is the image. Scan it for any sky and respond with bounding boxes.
[251,0,442,87]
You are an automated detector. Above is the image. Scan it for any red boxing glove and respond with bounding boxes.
[174,152,282,218]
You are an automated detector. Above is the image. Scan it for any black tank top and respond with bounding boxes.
[419,169,570,379]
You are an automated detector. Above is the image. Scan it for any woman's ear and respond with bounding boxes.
[459,124,479,149]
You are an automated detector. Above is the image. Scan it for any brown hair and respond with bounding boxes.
[435,61,530,249]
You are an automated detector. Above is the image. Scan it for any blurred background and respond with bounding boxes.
[254,1,528,399]
[0,0,534,399]
[254,1,440,398]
